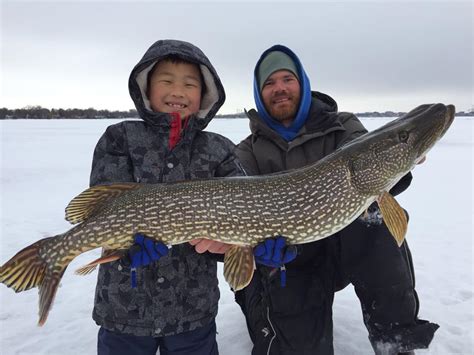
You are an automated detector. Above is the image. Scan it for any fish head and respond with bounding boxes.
[341,103,455,195]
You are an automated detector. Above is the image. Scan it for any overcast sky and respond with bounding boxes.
[1,0,472,114]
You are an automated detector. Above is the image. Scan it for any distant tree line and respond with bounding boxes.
[0,106,138,119]
[216,112,248,118]
[1,106,473,119]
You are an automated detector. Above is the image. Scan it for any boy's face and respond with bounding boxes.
[148,60,202,118]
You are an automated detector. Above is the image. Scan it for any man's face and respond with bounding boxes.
[261,70,301,127]
[148,60,202,118]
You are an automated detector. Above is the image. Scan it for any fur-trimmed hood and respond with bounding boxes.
[128,39,225,130]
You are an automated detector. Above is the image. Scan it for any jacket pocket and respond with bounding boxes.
[96,262,151,323]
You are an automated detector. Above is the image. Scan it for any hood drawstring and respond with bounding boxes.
[168,112,190,150]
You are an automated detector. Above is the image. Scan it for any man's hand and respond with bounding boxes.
[254,236,297,287]
[254,236,297,268]
[189,239,232,254]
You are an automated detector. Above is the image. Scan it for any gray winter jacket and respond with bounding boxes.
[236,91,413,269]
[238,91,412,196]
[238,92,367,175]
[90,39,244,337]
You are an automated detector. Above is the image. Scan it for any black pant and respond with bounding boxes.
[236,219,439,355]
[335,219,438,354]
[235,238,336,355]
[97,320,218,355]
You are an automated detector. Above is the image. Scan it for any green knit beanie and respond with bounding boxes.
[257,51,299,91]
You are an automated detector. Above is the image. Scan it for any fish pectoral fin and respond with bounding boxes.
[223,245,255,291]
[377,191,408,247]
[75,249,124,275]
[65,183,142,224]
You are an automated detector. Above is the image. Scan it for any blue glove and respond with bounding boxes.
[128,233,169,288]
[254,236,297,287]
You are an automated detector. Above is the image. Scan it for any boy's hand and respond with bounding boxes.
[124,233,169,288]
[189,239,232,254]
[128,233,169,268]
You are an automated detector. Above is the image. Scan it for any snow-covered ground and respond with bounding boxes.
[0,117,472,355]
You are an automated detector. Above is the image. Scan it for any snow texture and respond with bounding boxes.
[0,117,472,354]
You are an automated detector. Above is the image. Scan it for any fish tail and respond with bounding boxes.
[0,236,68,326]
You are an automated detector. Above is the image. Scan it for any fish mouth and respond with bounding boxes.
[442,104,456,136]
[410,103,455,158]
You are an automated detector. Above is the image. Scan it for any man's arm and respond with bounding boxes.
[335,112,368,148]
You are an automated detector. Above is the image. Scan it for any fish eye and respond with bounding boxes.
[398,131,409,142]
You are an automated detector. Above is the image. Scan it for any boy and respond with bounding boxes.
[90,39,243,355]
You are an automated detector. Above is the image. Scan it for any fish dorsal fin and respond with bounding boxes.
[377,191,408,247]
[65,183,141,224]
[223,245,255,291]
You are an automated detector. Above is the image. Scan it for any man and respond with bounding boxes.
[233,44,439,355]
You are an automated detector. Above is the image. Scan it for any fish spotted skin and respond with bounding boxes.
[0,103,455,325]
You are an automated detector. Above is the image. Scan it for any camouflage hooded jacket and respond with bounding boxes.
[89,39,244,337]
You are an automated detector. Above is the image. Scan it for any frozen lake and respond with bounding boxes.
[0,117,472,354]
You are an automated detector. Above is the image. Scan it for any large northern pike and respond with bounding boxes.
[0,103,455,325]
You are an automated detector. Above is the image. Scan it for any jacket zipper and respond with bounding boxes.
[266,306,276,355]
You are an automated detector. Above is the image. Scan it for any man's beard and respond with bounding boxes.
[268,104,297,123]
[266,94,300,125]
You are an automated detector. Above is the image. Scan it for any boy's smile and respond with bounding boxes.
[166,102,187,109]
[148,60,202,119]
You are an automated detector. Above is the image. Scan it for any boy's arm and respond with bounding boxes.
[214,151,246,178]
[235,137,260,176]
[214,138,247,178]
[90,124,134,187]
